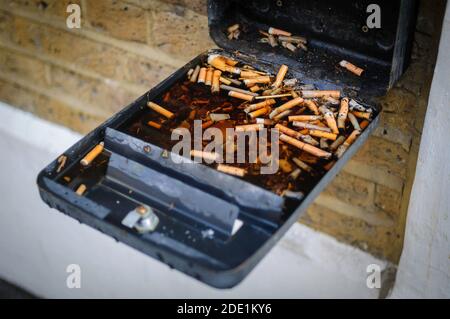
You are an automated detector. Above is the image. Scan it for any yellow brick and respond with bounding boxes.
[86,0,148,43]
[0,48,48,85]
[150,3,215,60]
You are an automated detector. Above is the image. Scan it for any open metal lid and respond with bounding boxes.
[208,0,417,102]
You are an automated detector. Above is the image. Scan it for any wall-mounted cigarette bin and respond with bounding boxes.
[37,0,416,288]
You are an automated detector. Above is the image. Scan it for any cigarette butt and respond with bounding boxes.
[279,134,332,158]
[329,135,346,151]
[269,97,303,119]
[220,85,258,96]
[217,164,246,177]
[208,55,241,74]
[249,107,270,118]
[320,138,330,150]
[211,70,222,93]
[256,118,275,126]
[272,64,289,88]
[223,56,239,66]
[188,109,197,120]
[63,176,71,183]
[273,110,292,121]
[268,34,278,47]
[278,35,307,44]
[301,90,341,99]
[202,120,214,129]
[303,100,320,115]
[291,90,300,98]
[351,111,371,120]
[308,130,338,141]
[281,41,297,52]
[319,106,339,134]
[198,67,207,83]
[279,159,293,173]
[227,24,239,33]
[289,168,301,180]
[235,123,264,132]
[56,155,67,173]
[297,42,308,51]
[190,65,201,83]
[241,70,263,78]
[292,158,313,172]
[337,97,349,129]
[269,27,291,36]
[147,101,175,119]
[205,68,214,85]
[243,76,271,86]
[249,85,262,92]
[339,60,364,76]
[190,150,219,162]
[219,76,231,85]
[222,76,242,86]
[347,113,361,130]
[254,93,293,100]
[228,90,254,101]
[292,121,332,132]
[147,121,162,129]
[289,115,323,122]
[75,184,87,196]
[275,124,303,139]
[80,142,104,166]
[336,130,361,158]
[345,129,361,145]
[324,161,335,171]
[244,99,276,113]
[360,120,370,130]
[187,68,194,79]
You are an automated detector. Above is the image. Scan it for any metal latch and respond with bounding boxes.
[121,205,159,233]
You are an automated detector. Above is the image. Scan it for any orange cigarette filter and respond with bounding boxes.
[217,164,246,177]
[243,76,271,86]
[275,124,303,139]
[75,184,87,196]
[241,70,263,78]
[205,68,214,85]
[81,142,104,166]
[360,120,370,130]
[228,90,254,101]
[197,67,207,83]
[147,121,162,129]
[268,27,292,36]
[279,134,332,158]
[235,123,264,132]
[301,90,341,99]
[244,99,276,113]
[351,111,371,120]
[202,120,214,129]
[208,55,240,74]
[339,60,364,76]
[272,64,289,88]
[211,70,222,93]
[249,85,262,92]
[319,106,339,134]
[337,97,349,129]
[269,97,303,119]
[345,129,361,145]
[308,130,338,141]
[303,99,320,115]
[147,101,175,119]
[249,107,270,118]
[273,110,292,121]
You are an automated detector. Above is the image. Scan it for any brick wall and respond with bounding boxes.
[0,0,443,262]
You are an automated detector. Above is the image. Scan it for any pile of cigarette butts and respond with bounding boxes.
[227,24,365,76]
[147,54,373,184]
[259,27,308,53]
[66,53,371,197]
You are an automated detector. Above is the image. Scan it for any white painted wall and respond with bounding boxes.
[391,5,450,299]
[0,102,385,298]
